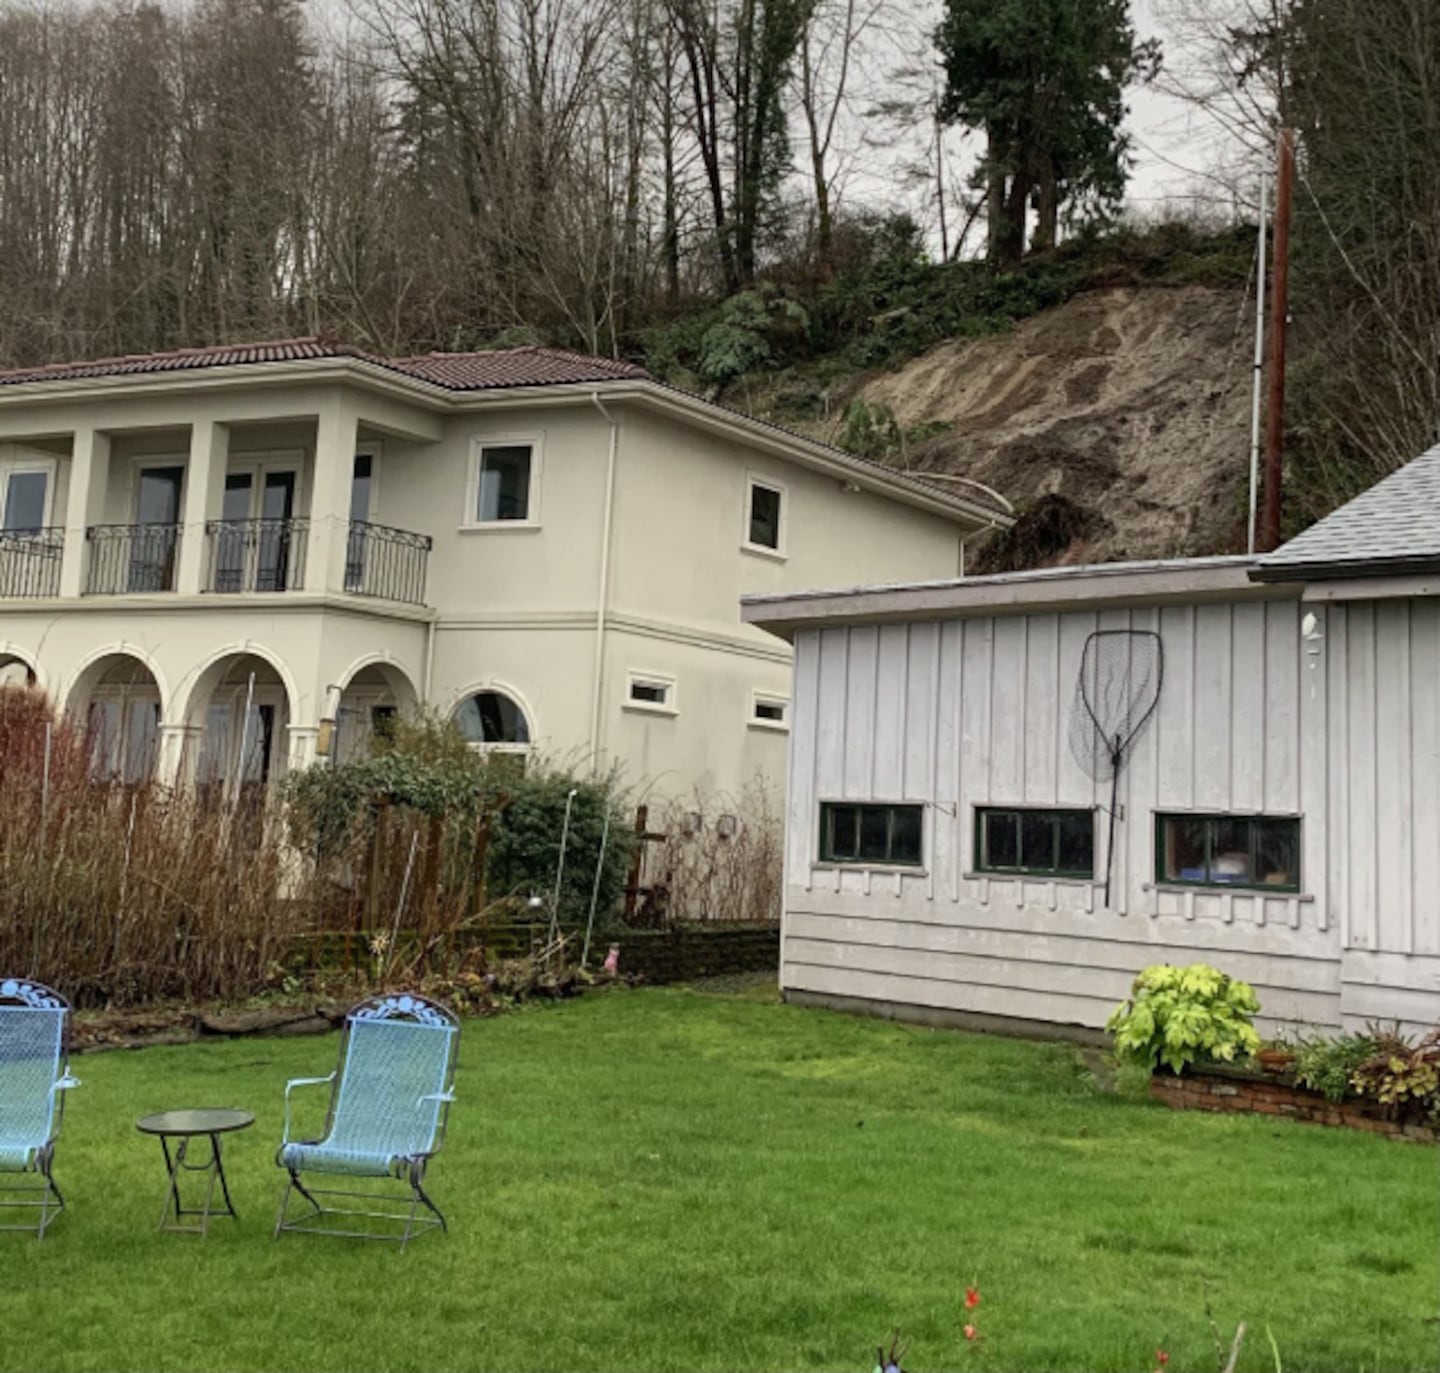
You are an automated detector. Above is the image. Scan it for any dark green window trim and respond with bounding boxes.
[1153,812,1302,893]
[974,806,1095,879]
[818,802,924,867]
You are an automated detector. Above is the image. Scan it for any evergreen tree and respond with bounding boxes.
[935,0,1158,266]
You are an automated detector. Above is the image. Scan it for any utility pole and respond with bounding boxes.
[1258,127,1295,553]
[1246,172,1269,554]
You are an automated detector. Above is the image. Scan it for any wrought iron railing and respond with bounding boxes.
[204,517,309,593]
[344,520,432,605]
[0,526,64,597]
[85,523,180,594]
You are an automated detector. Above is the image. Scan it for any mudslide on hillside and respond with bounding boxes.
[832,285,1255,567]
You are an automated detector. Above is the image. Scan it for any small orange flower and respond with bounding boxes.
[964,1286,981,1310]
[1155,1352,1170,1367]
[963,1325,977,1341]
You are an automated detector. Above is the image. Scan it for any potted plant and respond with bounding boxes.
[1255,1038,1296,1074]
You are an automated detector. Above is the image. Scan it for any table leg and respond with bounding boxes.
[157,1135,188,1231]
[155,1133,240,1235]
[212,1133,239,1222]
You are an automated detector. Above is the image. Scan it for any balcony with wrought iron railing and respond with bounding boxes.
[0,527,64,598]
[344,521,432,606]
[85,523,181,595]
[204,518,309,594]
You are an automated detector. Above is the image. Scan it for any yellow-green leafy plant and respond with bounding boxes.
[1107,963,1261,1075]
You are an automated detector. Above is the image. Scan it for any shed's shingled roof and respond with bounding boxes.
[0,337,650,390]
[1258,441,1440,577]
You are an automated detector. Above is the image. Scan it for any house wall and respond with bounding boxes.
[0,379,976,805]
[782,597,1356,1037]
[1324,598,1440,1029]
[385,399,963,799]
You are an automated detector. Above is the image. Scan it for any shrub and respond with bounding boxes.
[0,686,293,1005]
[1292,1028,1387,1102]
[639,780,783,925]
[1106,963,1261,1075]
[487,763,635,922]
[1351,1028,1440,1119]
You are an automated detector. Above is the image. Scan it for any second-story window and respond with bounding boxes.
[468,439,539,525]
[745,476,785,554]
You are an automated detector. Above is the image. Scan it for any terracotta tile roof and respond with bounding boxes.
[389,346,648,390]
[0,337,649,391]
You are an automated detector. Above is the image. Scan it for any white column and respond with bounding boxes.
[286,723,319,773]
[58,426,111,597]
[175,419,229,595]
[305,398,358,594]
[157,724,201,788]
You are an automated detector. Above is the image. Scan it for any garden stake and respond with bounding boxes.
[547,787,578,950]
[386,829,420,980]
[581,791,612,968]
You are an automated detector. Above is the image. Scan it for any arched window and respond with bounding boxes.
[454,690,531,748]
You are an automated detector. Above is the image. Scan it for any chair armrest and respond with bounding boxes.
[282,1072,336,1142]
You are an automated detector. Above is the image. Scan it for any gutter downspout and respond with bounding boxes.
[423,612,438,704]
[589,391,620,774]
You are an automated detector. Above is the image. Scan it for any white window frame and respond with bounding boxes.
[748,689,790,732]
[0,447,58,530]
[129,454,189,522]
[450,683,536,755]
[463,433,544,531]
[222,449,306,521]
[741,472,787,560]
[623,669,678,717]
[350,442,382,524]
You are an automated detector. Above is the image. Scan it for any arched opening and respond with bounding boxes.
[332,661,420,764]
[453,689,531,754]
[66,653,163,783]
[0,653,36,689]
[182,652,295,801]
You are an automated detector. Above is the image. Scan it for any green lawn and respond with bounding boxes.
[3,985,1437,1373]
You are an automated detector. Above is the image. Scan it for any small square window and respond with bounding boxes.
[747,481,783,551]
[630,682,668,705]
[476,444,532,522]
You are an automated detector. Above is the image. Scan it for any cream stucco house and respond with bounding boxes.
[0,338,1007,800]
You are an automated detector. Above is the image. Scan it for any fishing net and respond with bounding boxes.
[1066,629,1164,905]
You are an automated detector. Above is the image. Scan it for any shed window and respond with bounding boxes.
[977,807,1094,878]
[819,802,923,867]
[1156,813,1300,891]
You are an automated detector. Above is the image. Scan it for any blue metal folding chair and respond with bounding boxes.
[0,980,79,1238]
[274,992,458,1247]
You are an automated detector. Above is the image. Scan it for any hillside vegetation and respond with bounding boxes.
[644,221,1258,567]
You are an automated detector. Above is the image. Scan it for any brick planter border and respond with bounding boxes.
[1150,1063,1439,1143]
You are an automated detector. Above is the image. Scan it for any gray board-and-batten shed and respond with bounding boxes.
[742,444,1440,1039]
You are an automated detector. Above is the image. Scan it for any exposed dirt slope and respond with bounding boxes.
[823,285,1254,566]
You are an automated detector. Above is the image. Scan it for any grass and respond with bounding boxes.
[3,984,1437,1372]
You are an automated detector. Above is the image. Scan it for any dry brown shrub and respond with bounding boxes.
[0,686,297,1005]
[640,779,782,925]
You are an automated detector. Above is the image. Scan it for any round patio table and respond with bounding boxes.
[136,1108,254,1236]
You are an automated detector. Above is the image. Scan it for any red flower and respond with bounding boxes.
[1155,1352,1170,1367]
[964,1287,981,1310]
[963,1324,977,1341]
